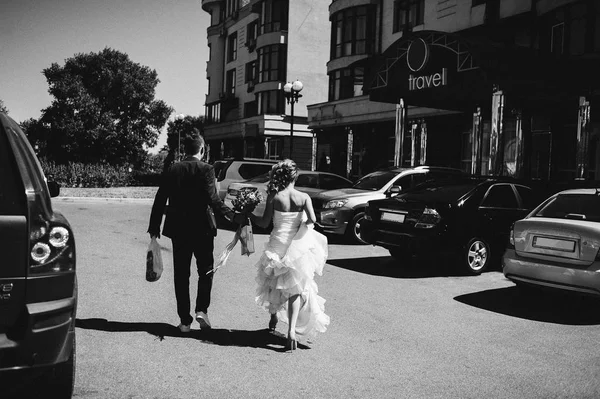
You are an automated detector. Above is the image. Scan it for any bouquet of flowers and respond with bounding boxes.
[207,188,263,275]
[231,187,263,214]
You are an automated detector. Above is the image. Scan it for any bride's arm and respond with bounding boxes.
[250,192,275,228]
[303,193,317,225]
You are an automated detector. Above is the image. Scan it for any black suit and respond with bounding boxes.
[148,156,234,326]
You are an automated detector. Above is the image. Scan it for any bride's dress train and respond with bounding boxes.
[255,210,330,338]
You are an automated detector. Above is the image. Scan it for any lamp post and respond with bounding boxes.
[283,80,303,159]
[175,113,185,161]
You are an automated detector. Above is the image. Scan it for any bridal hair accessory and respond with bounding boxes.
[266,159,298,194]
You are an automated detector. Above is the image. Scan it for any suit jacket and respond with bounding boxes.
[148,156,234,240]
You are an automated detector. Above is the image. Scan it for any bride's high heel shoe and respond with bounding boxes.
[268,314,278,331]
[286,337,297,351]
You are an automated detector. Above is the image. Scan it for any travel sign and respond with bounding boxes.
[406,38,448,91]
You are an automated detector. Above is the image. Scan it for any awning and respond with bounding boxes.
[367,30,600,110]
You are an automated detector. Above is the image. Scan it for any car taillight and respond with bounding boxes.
[507,226,515,249]
[414,207,441,229]
[30,223,75,274]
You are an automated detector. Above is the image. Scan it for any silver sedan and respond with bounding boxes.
[503,188,600,297]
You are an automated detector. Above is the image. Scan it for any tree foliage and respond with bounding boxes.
[23,48,173,166]
[0,100,8,114]
[165,114,205,158]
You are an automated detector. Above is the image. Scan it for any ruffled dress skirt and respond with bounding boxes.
[255,211,330,338]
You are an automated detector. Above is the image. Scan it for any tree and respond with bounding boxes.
[0,100,8,114]
[24,48,172,166]
[165,114,205,165]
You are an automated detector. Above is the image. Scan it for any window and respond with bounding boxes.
[331,6,376,59]
[227,32,238,62]
[244,100,258,118]
[481,184,518,208]
[247,20,258,42]
[207,77,211,95]
[296,174,318,189]
[226,0,238,17]
[266,138,282,159]
[393,0,425,33]
[569,3,587,56]
[260,0,288,34]
[551,23,564,55]
[258,90,284,114]
[328,67,364,101]
[515,185,536,209]
[238,164,274,180]
[319,174,351,190]
[257,44,286,83]
[205,103,221,123]
[245,61,257,83]
[225,69,236,96]
[208,43,212,61]
[534,194,600,222]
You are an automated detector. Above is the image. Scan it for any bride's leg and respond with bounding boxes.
[287,295,300,348]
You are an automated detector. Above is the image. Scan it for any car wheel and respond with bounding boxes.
[462,238,490,275]
[44,333,76,398]
[346,211,367,245]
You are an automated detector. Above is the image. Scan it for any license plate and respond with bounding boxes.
[380,212,405,223]
[533,236,576,252]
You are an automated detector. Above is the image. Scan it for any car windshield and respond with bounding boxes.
[353,171,399,191]
[247,172,270,183]
[533,193,600,222]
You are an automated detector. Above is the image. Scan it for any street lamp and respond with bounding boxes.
[283,80,303,159]
[175,113,185,161]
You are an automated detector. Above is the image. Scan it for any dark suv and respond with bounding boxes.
[0,113,77,397]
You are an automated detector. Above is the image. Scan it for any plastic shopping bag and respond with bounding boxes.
[239,221,254,256]
[146,237,163,282]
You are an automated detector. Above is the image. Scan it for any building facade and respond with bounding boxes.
[308,0,600,181]
[201,0,330,170]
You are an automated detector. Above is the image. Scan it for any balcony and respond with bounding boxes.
[201,0,221,12]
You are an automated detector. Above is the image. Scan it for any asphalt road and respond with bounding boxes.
[45,199,600,398]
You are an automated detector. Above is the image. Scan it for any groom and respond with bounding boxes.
[148,133,244,332]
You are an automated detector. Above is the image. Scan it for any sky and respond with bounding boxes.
[0,0,211,152]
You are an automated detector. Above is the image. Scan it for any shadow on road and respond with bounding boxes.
[76,318,305,352]
[454,286,600,325]
[327,256,463,278]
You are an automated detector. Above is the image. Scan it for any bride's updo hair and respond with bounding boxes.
[267,159,298,194]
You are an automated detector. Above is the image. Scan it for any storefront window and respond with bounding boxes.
[257,44,286,83]
[331,6,375,59]
[258,90,284,115]
[328,67,364,101]
[260,0,288,34]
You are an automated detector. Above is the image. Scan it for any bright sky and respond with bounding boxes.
[0,0,210,152]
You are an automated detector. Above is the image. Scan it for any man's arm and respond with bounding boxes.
[147,174,170,237]
[206,166,235,223]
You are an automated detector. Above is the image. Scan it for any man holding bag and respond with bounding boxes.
[148,133,245,333]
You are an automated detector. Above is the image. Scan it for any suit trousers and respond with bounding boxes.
[171,234,214,326]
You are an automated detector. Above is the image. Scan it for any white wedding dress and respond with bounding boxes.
[255,210,330,338]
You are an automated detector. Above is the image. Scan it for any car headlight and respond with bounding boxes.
[324,199,348,209]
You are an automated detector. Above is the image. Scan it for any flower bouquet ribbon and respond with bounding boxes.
[206,188,262,275]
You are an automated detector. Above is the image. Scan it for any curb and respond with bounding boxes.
[53,197,154,203]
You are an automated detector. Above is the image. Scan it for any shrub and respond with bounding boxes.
[40,159,134,188]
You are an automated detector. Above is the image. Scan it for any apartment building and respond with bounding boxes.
[308,0,600,181]
[201,0,330,170]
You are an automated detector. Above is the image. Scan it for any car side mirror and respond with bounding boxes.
[387,185,402,197]
[48,181,60,198]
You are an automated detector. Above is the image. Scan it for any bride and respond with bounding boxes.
[249,159,330,351]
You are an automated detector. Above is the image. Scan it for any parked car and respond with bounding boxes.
[0,112,77,396]
[214,158,278,200]
[503,188,600,297]
[361,177,540,275]
[224,170,353,217]
[312,166,465,244]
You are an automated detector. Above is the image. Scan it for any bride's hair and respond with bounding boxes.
[267,159,298,194]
